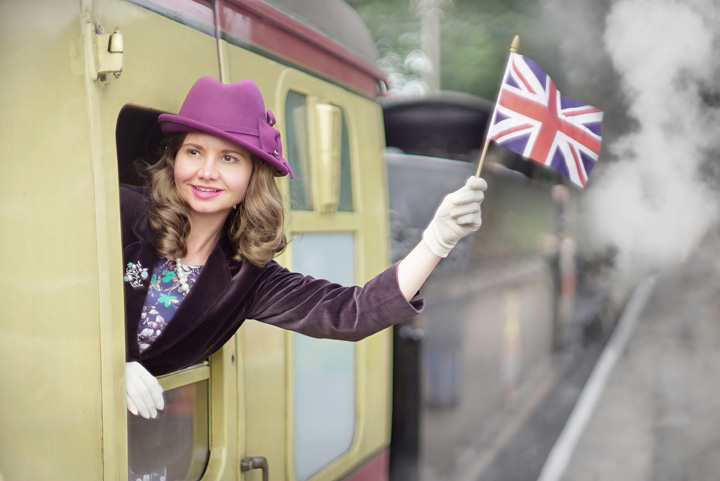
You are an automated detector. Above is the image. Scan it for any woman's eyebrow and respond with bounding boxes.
[181,143,204,150]
[221,149,250,157]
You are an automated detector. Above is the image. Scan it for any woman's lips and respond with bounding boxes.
[191,185,223,199]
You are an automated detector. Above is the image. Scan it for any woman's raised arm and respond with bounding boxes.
[397,176,487,301]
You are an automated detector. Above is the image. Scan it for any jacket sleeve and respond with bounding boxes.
[246,262,424,341]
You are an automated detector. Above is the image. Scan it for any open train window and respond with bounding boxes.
[116,105,212,481]
[285,91,354,213]
[116,105,167,186]
[285,91,312,210]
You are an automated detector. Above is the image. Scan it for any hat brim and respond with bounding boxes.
[158,113,293,178]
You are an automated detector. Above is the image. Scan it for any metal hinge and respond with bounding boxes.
[85,23,123,83]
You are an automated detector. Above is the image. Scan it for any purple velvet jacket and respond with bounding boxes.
[121,186,423,375]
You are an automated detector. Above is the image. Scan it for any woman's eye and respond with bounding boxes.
[188,149,200,156]
[222,155,238,163]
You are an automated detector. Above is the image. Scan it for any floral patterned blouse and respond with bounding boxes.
[138,258,203,353]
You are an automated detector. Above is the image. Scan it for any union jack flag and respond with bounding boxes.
[488,53,603,188]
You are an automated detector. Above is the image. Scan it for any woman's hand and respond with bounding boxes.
[125,361,165,419]
[397,176,487,300]
[422,176,487,258]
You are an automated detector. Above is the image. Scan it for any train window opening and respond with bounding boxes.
[285,91,354,213]
[285,91,312,210]
[116,105,166,186]
[116,107,214,481]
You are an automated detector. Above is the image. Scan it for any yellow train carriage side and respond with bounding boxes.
[0,1,393,480]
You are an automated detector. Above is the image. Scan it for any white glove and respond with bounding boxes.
[422,176,487,258]
[126,361,164,419]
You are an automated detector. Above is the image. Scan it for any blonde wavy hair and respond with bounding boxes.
[146,133,287,267]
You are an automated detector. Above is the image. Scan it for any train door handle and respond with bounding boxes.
[241,456,268,481]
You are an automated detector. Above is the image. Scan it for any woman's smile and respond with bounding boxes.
[191,185,224,199]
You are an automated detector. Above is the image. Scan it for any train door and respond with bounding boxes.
[92,0,243,479]
[217,19,394,477]
[0,2,120,479]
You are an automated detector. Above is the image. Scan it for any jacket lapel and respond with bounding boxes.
[122,210,160,361]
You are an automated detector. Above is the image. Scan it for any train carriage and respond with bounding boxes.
[0,1,607,480]
[0,1,396,480]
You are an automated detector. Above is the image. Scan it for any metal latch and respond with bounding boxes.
[86,24,123,82]
[240,456,269,481]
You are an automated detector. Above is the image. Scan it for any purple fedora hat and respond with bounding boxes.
[158,77,293,178]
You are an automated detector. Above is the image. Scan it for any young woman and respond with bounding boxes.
[123,76,487,420]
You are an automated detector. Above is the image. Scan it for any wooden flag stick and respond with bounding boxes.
[475,34,520,178]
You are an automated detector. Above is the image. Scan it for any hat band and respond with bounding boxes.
[212,123,259,137]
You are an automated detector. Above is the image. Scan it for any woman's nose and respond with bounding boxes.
[198,157,218,180]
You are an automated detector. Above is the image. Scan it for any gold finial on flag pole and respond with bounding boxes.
[509,34,520,53]
[475,35,520,178]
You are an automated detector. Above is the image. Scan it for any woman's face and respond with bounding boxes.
[173,132,254,222]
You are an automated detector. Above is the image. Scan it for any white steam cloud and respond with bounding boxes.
[549,0,720,276]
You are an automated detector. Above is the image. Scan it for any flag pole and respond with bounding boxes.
[475,34,520,178]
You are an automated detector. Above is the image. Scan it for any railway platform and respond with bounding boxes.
[545,226,720,481]
[471,226,720,481]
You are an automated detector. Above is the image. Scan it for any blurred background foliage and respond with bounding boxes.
[348,0,562,100]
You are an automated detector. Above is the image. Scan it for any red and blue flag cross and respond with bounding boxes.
[489,53,603,188]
